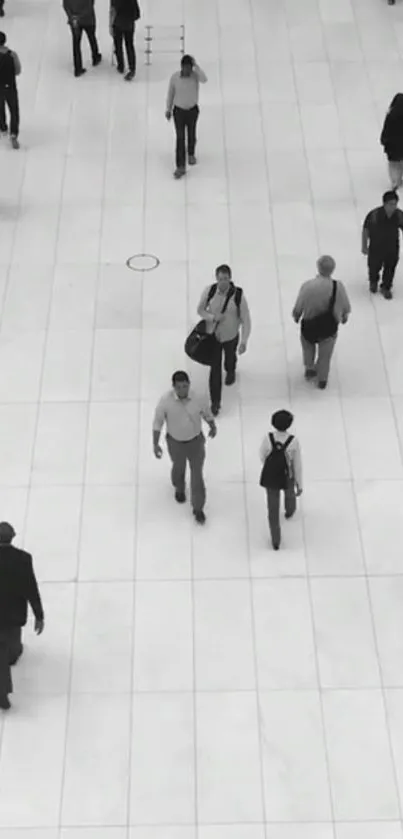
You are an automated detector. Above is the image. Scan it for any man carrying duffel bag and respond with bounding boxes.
[193,264,251,416]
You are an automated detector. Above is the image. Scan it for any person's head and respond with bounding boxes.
[0,522,15,544]
[0,33,7,48]
[317,255,336,278]
[271,409,294,433]
[383,190,399,217]
[181,54,194,77]
[215,264,232,294]
[172,370,190,399]
[389,93,403,115]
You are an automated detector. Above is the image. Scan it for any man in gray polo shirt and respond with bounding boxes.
[153,370,217,524]
[292,255,351,389]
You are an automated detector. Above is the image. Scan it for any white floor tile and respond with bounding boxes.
[79,485,136,580]
[370,578,403,687]
[134,581,193,690]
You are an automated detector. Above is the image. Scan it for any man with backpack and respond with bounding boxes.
[197,264,251,416]
[0,32,21,149]
[292,255,351,390]
[259,410,302,551]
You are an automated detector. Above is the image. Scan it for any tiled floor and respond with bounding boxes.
[1,0,403,835]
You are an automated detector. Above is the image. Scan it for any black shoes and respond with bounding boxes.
[193,510,206,524]
[174,167,186,179]
[74,68,87,77]
[175,490,186,503]
[318,381,327,390]
[225,372,236,386]
[388,0,396,5]
[93,53,102,66]
[304,369,316,380]
[369,282,378,293]
[0,696,11,710]
[188,155,197,165]
[380,286,393,299]
[125,70,135,81]
[211,403,220,416]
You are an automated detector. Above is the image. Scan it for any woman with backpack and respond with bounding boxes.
[380,93,403,189]
[259,410,303,551]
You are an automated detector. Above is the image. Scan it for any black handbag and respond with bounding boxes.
[301,280,338,345]
[185,288,233,366]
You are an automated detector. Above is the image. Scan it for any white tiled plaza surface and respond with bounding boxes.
[1,0,403,834]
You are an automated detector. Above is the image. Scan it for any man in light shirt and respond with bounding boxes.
[292,255,351,390]
[197,264,251,416]
[165,54,207,179]
[259,410,302,551]
[153,370,217,524]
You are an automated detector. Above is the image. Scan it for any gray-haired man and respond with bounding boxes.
[292,255,351,390]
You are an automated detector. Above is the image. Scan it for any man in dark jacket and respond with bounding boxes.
[0,31,21,149]
[362,190,403,299]
[110,0,140,81]
[0,522,45,710]
[0,1,4,17]
[63,0,102,77]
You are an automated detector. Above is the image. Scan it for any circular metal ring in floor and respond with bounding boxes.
[126,254,160,272]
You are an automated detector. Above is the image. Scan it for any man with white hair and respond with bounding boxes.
[292,255,351,390]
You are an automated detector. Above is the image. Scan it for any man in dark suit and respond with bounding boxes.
[0,522,45,710]
[62,0,102,77]
[110,0,140,81]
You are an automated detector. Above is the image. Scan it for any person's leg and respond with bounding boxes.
[368,250,382,292]
[0,630,13,704]
[209,339,223,412]
[187,434,206,514]
[0,0,4,17]
[380,253,398,297]
[72,24,84,74]
[265,489,281,549]
[0,89,7,132]
[166,435,187,497]
[284,480,297,519]
[300,334,316,378]
[173,107,187,173]
[316,335,337,387]
[84,23,101,64]
[8,627,23,665]
[388,160,402,188]
[223,335,239,385]
[7,87,19,140]
[113,27,124,72]
[124,26,136,74]
[187,105,199,162]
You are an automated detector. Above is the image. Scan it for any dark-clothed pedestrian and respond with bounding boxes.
[197,264,251,416]
[0,0,4,17]
[362,190,403,299]
[0,522,45,710]
[62,0,102,77]
[153,371,217,525]
[165,54,207,179]
[0,31,21,149]
[292,255,351,389]
[110,0,140,81]
[380,94,403,188]
[259,410,302,551]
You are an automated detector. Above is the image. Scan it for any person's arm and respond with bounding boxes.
[291,440,302,491]
[239,294,251,351]
[338,283,351,324]
[200,402,217,437]
[193,63,207,83]
[26,556,45,622]
[259,435,271,463]
[197,286,216,323]
[362,212,372,255]
[63,0,74,22]
[165,76,175,116]
[11,51,21,76]
[152,397,166,455]
[380,114,390,148]
[292,286,305,323]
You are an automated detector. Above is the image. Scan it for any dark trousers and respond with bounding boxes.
[368,250,398,290]
[71,23,100,73]
[166,433,206,512]
[173,105,199,169]
[265,483,296,548]
[209,334,239,408]
[0,627,22,697]
[113,25,136,73]
[0,84,19,137]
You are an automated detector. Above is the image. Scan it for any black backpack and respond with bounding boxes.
[260,433,294,490]
[207,283,242,317]
[0,50,16,88]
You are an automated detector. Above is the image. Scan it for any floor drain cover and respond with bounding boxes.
[126,254,160,271]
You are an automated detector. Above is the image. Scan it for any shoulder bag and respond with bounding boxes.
[301,280,338,346]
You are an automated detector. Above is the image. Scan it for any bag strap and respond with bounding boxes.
[208,284,235,334]
[269,433,294,451]
[328,280,337,313]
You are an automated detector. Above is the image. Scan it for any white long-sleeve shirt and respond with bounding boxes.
[166,65,207,112]
[259,429,303,489]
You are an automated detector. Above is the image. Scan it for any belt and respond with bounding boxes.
[167,432,201,443]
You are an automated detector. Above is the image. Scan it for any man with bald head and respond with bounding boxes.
[292,255,351,390]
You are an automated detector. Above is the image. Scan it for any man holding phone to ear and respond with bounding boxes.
[165,54,207,179]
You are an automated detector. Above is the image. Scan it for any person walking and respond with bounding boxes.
[197,264,251,416]
[362,190,403,299]
[165,54,207,179]
[380,94,403,188]
[62,0,102,77]
[259,410,302,551]
[0,32,21,149]
[0,523,45,710]
[153,371,217,524]
[110,0,140,81]
[0,1,4,17]
[292,255,351,389]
